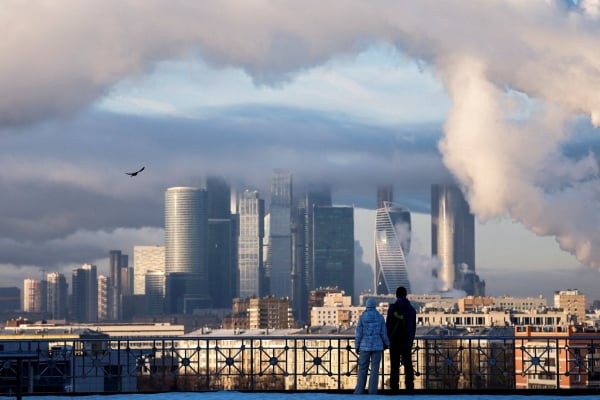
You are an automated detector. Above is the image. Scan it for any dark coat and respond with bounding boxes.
[385,297,417,349]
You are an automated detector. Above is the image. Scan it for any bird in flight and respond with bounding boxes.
[125,166,145,177]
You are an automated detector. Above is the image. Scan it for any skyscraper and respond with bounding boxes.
[23,278,45,313]
[145,270,165,315]
[71,264,98,323]
[46,272,68,320]
[133,245,165,295]
[238,189,265,299]
[313,206,355,299]
[109,250,128,320]
[97,275,111,321]
[375,200,412,295]
[207,176,237,309]
[431,184,484,295]
[269,170,293,298]
[165,187,209,313]
[293,184,332,323]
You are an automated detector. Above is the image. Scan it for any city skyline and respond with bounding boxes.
[0,2,599,303]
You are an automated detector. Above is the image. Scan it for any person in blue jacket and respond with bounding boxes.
[386,286,417,392]
[354,298,390,394]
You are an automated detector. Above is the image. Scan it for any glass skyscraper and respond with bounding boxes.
[165,186,209,313]
[431,184,483,295]
[313,206,354,299]
[238,189,265,299]
[46,272,67,320]
[269,170,293,298]
[207,176,237,309]
[71,264,98,323]
[375,201,412,295]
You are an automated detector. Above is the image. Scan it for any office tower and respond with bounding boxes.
[431,184,483,295]
[46,272,68,319]
[293,184,332,323]
[133,245,165,295]
[97,275,111,321]
[23,278,44,313]
[0,287,21,312]
[238,189,265,299]
[121,265,133,296]
[377,186,393,209]
[207,176,237,309]
[165,187,210,313]
[375,200,412,295]
[109,250,130,320]
[263,213,271,293]
[268,170,293,298]
[145,270,165,315]
[71,264,98,322]
[109,250,123,295]
[313,206,355,299]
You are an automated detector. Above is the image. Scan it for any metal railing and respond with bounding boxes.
[1,334,599,395]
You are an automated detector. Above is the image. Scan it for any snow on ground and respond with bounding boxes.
[6,392,598,400]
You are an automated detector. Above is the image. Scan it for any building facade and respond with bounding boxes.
[431,184,484,295]
[553,289,586,325]
[238,190,265,299]
[23,278,46,313]
[46,272,68,319]
[165,187,210,313]
[207,176,237,309]
[71,264,98,323]
[268,170,293,299]
[133,245,165,295]
[374,201,412,295]
[313,206,355,299]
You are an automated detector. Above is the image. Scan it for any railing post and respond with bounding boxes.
[293,338,298,391]
[556,337,561,389]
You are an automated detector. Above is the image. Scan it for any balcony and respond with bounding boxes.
[1,333,599,395]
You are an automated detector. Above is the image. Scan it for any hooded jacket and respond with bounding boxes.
[355,299,390,352]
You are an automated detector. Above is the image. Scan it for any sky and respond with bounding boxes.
[1,1,600,302]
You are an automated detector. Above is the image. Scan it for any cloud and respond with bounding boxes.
[2,0,600,270]
[0,109,447,268]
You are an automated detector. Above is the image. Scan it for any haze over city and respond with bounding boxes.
[1,1,600,302]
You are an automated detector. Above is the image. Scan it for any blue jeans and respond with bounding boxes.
[354,350,382,394]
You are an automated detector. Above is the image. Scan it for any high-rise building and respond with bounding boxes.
[268,170,293,298]
[313,206,355,299]
[133,245,165,295]
[377,186,393,209]
[207,176,237,309]
[46,272,68,319]
[109,250,129,320]
[431,184,484,295]
[97,275,111,321]
[145,270,165,315]
[375,200,412,295]
[165,186,210,313]
[238,189,265,299]
[293,184,332,322]
[71,264,98,323]
[23,278,45,313]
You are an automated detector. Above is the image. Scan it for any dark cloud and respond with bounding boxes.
[0,107,449,269]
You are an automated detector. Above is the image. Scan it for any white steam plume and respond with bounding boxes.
[2,1,600,266]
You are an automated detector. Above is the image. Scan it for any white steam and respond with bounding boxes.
[2,1,600,266]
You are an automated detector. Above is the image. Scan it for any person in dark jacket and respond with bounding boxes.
[385,286,416,392]
[354,298,390,394]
